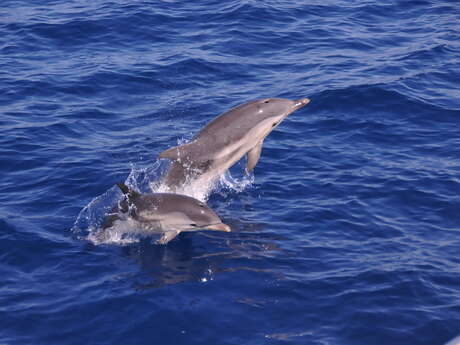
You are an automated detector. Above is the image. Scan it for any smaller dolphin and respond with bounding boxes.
[159,97,310,191]
[102,183,230,244]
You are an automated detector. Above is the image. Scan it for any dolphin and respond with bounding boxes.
[102,183,230,244]
[158,97,310,191]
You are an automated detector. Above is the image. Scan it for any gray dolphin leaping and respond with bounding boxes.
[101,183,230,244]
[159,97,310,191]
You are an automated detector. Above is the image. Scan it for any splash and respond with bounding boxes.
[218,168,254,194]
[153,167,254,202]
[72,185,120,237]
[72,147,253,246]
[72,160,167,244]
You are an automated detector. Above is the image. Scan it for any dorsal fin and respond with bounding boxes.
[116,183,140,199]
[158,141,196,160]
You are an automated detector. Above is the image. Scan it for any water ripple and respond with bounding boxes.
[1,0,460,344]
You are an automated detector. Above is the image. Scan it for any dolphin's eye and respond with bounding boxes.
[190,223,197,227]
[272,122,278,127]
[264,100,270,104]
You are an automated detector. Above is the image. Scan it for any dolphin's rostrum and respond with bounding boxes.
[102,183,230,244]
[159,97,310,191]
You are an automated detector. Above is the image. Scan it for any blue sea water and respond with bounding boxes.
[1,0,460,344]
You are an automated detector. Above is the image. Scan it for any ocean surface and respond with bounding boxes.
[1,1,460,344]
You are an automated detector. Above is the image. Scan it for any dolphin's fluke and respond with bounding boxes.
[246,141,263,173]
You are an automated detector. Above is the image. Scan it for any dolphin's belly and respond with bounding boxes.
[162,131,262,190]
[138,221,165,233]
[111,217,164,233]
[162,162,191,188]
[193,143,253,183]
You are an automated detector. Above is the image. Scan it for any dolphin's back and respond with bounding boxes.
[195,100,262,142]
[130,193,203,216]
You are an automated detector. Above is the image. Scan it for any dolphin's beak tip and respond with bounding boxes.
[294,98,310,109]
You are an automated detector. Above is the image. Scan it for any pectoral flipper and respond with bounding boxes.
[157,230,181,244]
[246,141,263,173]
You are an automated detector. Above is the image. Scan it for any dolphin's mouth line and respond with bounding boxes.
[204,222,227,227]
[282,98,310,119]
[201,222,231,232]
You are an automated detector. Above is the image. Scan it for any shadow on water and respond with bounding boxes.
[118,219,285,291]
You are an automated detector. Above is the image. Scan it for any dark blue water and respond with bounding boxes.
[1,1,460,344]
